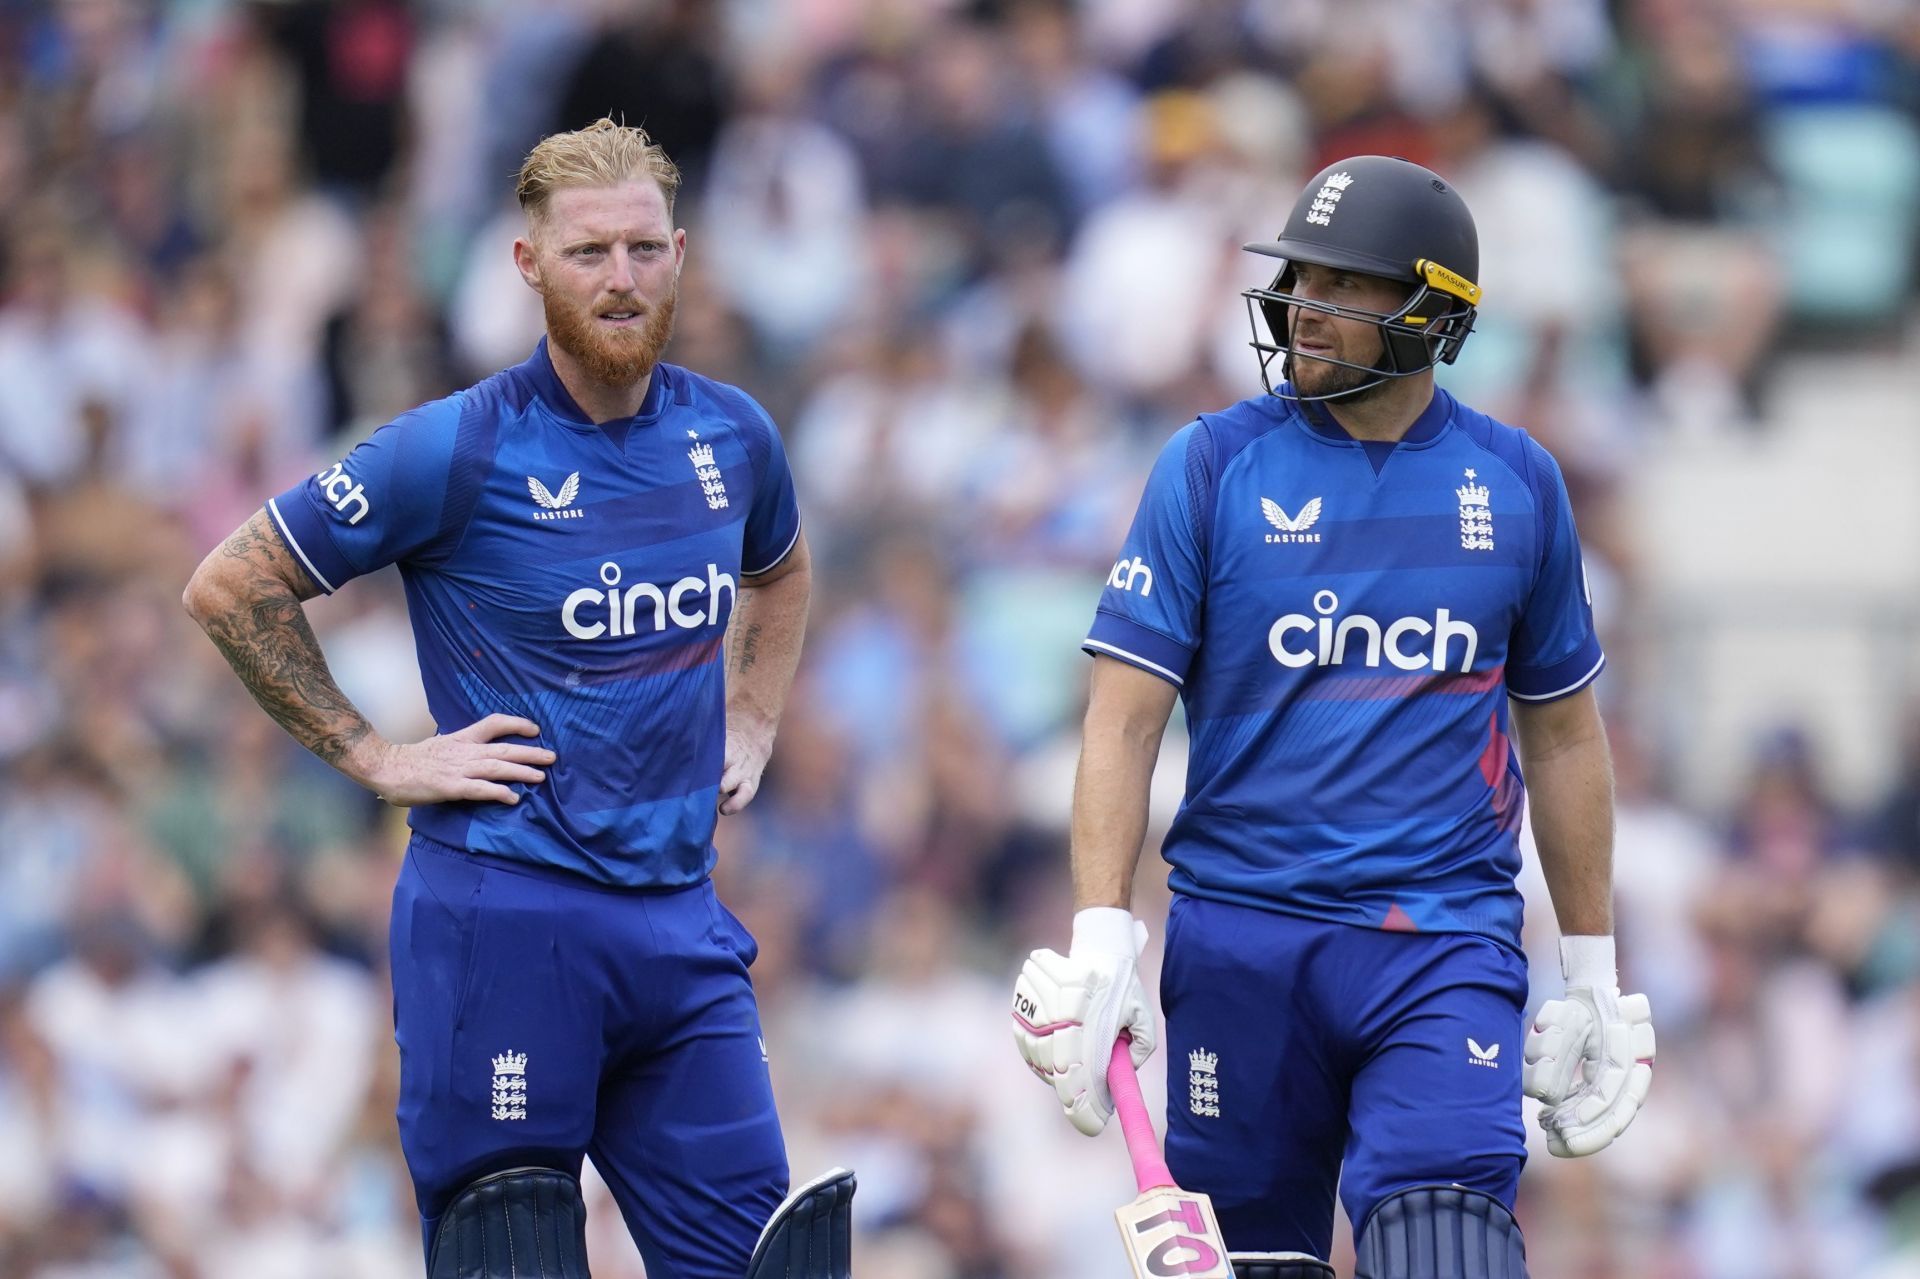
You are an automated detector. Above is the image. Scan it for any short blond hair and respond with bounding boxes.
[515,117,682,224]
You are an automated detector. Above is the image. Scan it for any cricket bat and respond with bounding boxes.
[1108,1036,1233,1279]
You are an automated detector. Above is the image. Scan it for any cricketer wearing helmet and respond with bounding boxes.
[185,119,853,1279]
[1012,156,1655,1279]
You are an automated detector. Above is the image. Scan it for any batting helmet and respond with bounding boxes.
[1243,155,1481,402]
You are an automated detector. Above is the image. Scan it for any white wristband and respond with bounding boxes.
[1072,906,1138,957]
[1559,934,1617,989]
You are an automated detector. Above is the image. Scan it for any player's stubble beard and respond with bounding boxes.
[543,281,678,389]
[1289,338,1393,405]
[1290,314,1397,403]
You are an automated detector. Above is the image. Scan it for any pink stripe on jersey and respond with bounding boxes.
[1478,710,1525,833]
[1299,662,1506,703]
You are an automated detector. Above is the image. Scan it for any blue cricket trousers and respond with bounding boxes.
[390,833,787,1278]
[1161,893,1529,1259]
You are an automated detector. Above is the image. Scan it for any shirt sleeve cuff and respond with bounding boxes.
[743,519,801,576]
[265,487,358,595]
[1083,610,1194,688]
[1508,637,1605,702]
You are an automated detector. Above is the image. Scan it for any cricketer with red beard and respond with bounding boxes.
[183,119,856,1278]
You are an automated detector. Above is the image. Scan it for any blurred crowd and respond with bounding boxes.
[0,0,1918,1275]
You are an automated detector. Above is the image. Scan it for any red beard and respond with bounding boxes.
[543,284,678,389]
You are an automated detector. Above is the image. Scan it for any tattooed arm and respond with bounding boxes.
[719,530,812,815]
[183,510,554,806]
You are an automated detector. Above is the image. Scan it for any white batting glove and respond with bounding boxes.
[1011,907,1156,1136]
[1523,935,1656,1157]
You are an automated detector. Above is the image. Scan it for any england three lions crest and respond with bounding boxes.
[491,1050,528,1121]
[1189,1047,1221,1118]
[686,430,728,510]
[1456,469,1493,552]
[1304,170,1354,228]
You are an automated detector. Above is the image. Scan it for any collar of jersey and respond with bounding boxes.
[1286,385,1455,452]
[523,336,671,429]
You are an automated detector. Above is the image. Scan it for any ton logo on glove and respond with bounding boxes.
[1522,934,1656,1157]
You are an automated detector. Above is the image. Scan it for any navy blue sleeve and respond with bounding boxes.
[1083,422,1210,687]
[1508,437,1605,701]
[733,391,801,575]
[265,397,469,593]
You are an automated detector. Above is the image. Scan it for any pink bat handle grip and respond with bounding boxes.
[1108,1036,1174,1192]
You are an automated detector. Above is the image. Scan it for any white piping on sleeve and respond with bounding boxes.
[1508,653,1606,702]
[743,522,803,577]
[266,497,338,594]
[1083,639,1185,687]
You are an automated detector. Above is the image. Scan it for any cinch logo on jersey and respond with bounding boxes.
[1268,589,1479,673]
[561,561,735,640]
[316,462,369,525]
[1107,555,1154,596]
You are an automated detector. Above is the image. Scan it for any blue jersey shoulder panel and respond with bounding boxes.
[676,369,802,574]
[1084,396,1295,686]
[267,390,499,593]
[1451,404,1602,699]
[1451,404,1550,587]
[1188,394,1297,554]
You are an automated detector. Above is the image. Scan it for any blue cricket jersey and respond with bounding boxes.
[1085,386,1602,949]
[268,340,801,887]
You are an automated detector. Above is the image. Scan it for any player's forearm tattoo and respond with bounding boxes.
[733,622,763,674]
[195,514,375,770]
